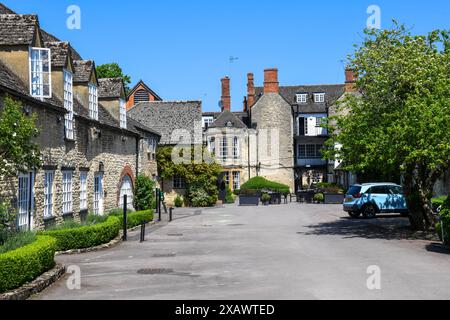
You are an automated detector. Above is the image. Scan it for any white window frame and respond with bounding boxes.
[88,83,98,120]
[296,93,307,104]
[119,176,134,209]
[220,136,228,160]
[94,173,104,215]
[223,172,230,186]
[63,70,74,139]
[62,171,73,214]
[119,98,127,129]
[232,136,240,159]
[202,117,214,128]
[208,136,216,155]
[79,171,88,211]
[29,47,52,99]
[314,93,325,103]
[43,171,54,218]
[232,171,240,190]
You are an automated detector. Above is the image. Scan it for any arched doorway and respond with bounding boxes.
[119,175,134,210]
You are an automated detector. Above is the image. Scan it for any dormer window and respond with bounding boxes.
[119,98,127,129]
[296,93,307,104]
[314,93,325,103]
[29,48,52,99]
[63,70,74,140]
[88,83,98,120]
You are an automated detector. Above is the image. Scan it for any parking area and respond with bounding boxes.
[35,203,450,300]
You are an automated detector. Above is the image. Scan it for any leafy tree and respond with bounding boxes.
[96,63,132,94]
[325,23,450,230]
[0,96,41,179]
[134,175,155,211]
[157,146,222,207]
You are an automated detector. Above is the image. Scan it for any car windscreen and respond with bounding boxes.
[347,186,362,195]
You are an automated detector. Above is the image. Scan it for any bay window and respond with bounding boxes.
[88,83,98,120]
[63,70,74,139]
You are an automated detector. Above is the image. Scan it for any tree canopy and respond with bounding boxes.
[96,63,132,94]
[325,23,450,230]
[0,96,41,179]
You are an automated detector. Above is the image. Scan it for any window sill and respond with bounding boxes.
[62,212,74,218]
[43,215,56,223]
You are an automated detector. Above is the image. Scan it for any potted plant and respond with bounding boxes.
[239,189,260,206]
[261,193,271,206]
[313,193,324,204]
[317,183,345,204]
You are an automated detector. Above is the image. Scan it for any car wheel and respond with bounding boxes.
[348,211,361,219]
[362,204,377,219]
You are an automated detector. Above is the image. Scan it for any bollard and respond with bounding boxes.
[122,194,127,241]
[140,223,146,243]
[157,189,162,222]
[169,207,173,222]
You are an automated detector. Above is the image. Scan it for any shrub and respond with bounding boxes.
[0,200,16,245]
[432,196,447,212]
[134,175,155,211]
[443,195,450,210]
[174,195,183,208]
[239,189,261,196]
[436,208,450,245]
[225,187,235,204]
[233,189,240,196]
[0,235,56,293]
[110,210,154,229]
[189,187,216,207]
[0,231,37,254]
[240,177,290,195]
[261,193,271,203]
[316,183,344,194]
[314,193,325,203]
[39,216,120,251]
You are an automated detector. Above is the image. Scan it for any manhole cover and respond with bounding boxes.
[167,233,183,237]
[152,253,176,258]
[194,210,202,215]
[137,268,173,275]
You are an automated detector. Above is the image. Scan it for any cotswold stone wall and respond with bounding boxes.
[250,93,295,191]
[0,93,138,230]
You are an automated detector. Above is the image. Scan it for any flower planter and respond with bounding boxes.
[324,193,345,204]
[239,195,260,206]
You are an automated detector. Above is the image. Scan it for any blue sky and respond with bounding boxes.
[4,0,449,112]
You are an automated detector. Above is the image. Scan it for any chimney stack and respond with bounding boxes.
[221,76,231,112]
[264,68,279,94]
[345,68,357,93]
[247,73,255,110]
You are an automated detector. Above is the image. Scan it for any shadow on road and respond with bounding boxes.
[299,215,439,241]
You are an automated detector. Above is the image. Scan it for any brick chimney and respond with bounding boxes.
[264,68,279,94]
[345,68,357,93]
[221,76,231,112]
[247,73,255,110]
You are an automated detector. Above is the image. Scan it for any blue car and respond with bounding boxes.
[343,183,409,218]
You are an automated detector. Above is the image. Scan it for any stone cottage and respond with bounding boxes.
[0,8,160,230]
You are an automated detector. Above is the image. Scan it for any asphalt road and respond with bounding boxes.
[35,203,450,300]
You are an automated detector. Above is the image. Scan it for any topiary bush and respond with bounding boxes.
[261,193,271,204]
[109,210,153,229]
[134,175,155,211]
[0,235,56,293]
[39,216,121,252]
[240,177,290,195]
[225,186,235,204]
[314,193,325,203]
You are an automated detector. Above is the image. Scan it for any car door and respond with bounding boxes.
[388,185,407,211]
[369,186,389,212]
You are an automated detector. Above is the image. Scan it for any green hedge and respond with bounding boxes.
[0,235,56,293]
[40,216,120,252]
[110,210,154,229]
[240,177,290,195]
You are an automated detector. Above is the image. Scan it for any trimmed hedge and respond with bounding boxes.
[110,210,154,229]
[0,235,56,293]
[240,176,290,195]
[39,216,121,252]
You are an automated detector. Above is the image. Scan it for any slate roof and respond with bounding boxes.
[73,60,95,84]
[126,116,161,137]
[45,41,72,67]
[0,14,40,46]
[128,101,202,145]
[0,3,15,14]
[203,111,250,128]
[98,78,123,99]
[255,84,345,113]
[209,110,247,129]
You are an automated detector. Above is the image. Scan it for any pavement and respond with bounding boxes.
[34,203,450,300]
